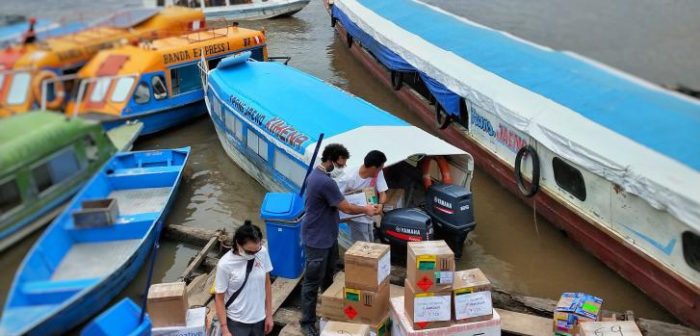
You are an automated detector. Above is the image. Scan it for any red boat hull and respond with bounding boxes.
[327,11,700,328]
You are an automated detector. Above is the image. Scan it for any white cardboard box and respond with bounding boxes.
[391,296,501,336]
[152,307,206,336]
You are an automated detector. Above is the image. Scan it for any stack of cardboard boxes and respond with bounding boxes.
[553,292,603,336]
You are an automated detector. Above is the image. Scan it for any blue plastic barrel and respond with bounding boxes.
[260,192,305,278]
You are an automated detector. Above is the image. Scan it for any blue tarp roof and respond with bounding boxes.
[355,0,700,171]
[209,61,406,153]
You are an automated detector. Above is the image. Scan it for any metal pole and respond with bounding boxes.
[299,133,324,196]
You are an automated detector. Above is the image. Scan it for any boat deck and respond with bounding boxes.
[51,239,141,281]
[108,187,172,216]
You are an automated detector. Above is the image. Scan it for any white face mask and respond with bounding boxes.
[330,163,345,179]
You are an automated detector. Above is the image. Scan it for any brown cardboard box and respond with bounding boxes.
[345,242,391,292]
[406,241,455,293]
[320,273,349,321]
[452,269,493,323]
[579,321,642,336]
[321,321,371,336]
[343,281,391,325]
[403,280,451,330]
[383,189,405,212]
[147,282,188,327]
[320,313,392,336]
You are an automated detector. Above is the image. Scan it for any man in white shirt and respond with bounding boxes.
[336,150,388,243]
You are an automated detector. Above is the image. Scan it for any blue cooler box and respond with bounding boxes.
[260,192,305,278]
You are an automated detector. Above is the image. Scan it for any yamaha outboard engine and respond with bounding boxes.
[424,183,475,258]
[379,208,434,263]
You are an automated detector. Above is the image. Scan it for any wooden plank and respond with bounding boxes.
[280,321,304,336]
[180,234,220,281]
[271,276,302,315]
[187,269,216,307]
[496,308,551,336]
[165,224,229,247]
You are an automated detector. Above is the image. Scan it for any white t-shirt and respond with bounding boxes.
[337,167,389,223]
[215,246,273,323]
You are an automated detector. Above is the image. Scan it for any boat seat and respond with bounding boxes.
[108,165,181,177]
[22,277,100,304]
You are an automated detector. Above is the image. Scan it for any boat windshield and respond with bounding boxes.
[6,72,31,105]
[111,76,136,103]
[90,78,111,103]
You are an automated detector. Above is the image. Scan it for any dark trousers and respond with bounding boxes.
[227,318,264,336]
[300,242,338,326]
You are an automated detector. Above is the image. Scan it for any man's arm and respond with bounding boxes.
[338,199,378,215]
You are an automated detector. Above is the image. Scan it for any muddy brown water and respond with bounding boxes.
[3,0,697,329]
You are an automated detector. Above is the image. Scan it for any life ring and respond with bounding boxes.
[435,102,452,130]
[32,70,64,110]
[346,32,353,48]
[514,145,540,197]
[390,71,403,90]
[419,156,453,189]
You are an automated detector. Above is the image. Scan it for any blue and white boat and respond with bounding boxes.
[0,148,190,336]
[201,52,475,251]
[327,0,700,327]
[81,298,151,336]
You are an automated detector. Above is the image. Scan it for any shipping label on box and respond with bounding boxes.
[413,294,451,322]
[454,291,492,321]
[377,252,391,285]
[579,321,642,336]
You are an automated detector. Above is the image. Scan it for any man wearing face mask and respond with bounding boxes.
[300,143,379,336]
[336,150,388,243]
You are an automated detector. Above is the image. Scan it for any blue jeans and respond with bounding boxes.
[300,242,338,326]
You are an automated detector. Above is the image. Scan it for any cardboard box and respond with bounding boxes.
[147,282,189,328]
[322,321,371,336]
[553,292,603,336]
[403,280,451,330]
[406,241,455,293]
[152,307,206,336]
[322,314,393,336]
[579,321,642,336]
[321,273,349,321]
[452,269,493,323]
[390,296,500,336]
[340,188,378,221]
[383,189,405,212]
[343,281,391,325]
[345,241,391,291]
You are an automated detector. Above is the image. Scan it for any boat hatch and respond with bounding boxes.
[96,55,129,76]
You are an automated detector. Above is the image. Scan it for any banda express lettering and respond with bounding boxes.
[164,42,231,64]
[265,117,309,148]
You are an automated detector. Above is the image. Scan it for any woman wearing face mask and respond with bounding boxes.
[215,221,274,336]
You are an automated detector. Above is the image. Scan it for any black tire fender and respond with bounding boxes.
[514,145,540,197]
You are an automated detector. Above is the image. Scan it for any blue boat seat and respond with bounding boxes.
[22,278,100,304]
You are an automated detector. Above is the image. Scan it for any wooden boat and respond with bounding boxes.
[0,7,206,117]
[327,0,700,327]
[65,25,267,135]
[201,52,475,251]
[80,298,151,336]
[0,111,141,253]
[143,0,310,20]
[0,147,190,335]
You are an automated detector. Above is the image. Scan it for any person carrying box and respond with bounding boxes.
[300,144,380,336]
[336,150,389,243]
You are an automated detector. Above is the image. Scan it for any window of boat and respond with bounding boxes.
[111,77,135,103]
[171,64,201,95]
[208,0,226,7]
[7,72,31,105]
[247,130,268,161]
[152,76,168,100]
[683,231,700,272]
[90,77,111,103]
[552,157,586,201]
[0,179,22,216]
[134,82,150,104]
[273,149,306,187]
[212,97,222,122]
[32,148,82,194]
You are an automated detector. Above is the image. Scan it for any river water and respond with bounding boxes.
[2,0,698,329]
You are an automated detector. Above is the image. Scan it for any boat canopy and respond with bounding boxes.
[0,111,100,173]
[333,0,700,228]
[208,58,473,182]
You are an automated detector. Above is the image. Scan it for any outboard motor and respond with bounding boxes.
[424,183,475,258]
[379,208,434,263]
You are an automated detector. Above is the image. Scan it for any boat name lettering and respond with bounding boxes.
[496,124,526,153]
[229,96,266,126]
[192,42,231,59]
[395,226,421,235]
[434,197,452,209]
[265,117,310,149]
[471,109,495,137]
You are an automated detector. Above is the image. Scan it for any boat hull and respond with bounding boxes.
[101,101,206,136]
[327,10,700,327]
